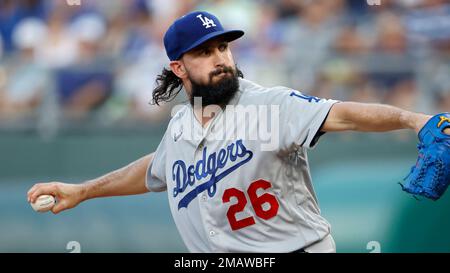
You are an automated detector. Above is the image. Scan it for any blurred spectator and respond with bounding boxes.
[333,24,370,55]
[120,1,154,62]
[102,10,128,58]
[111,53,172,123]
[236,2,289,87]
[435,91,450,113]
[384,79,418,110]
[404,0,450,54]
[0,18,50,119]
[348,81,382,103]
[35,7,79,69]
[54,14,113,120]
[251,3,285,59]
[197,0,259,37]
[0,0,23,54]
[375,12,408,54]
[0,0,47,54]
[368,12,418,110]
[282,0,344,90]
[150,0,199,20]
[318,22,372,101]
[0,35,3,58]
[274,0,302,20]
[430,60,450,113]
[100,0,173,123]
[366,0,403,13]
[109,24,172,124]
[0,0,448,130]
[420,0,448,8]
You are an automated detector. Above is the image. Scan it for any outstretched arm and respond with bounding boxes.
[321,102,447,134]
[27,153,154,214]
[81,153,153,199]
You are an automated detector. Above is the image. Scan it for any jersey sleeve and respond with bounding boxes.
[145,132,168,192]
[272,88,339,151]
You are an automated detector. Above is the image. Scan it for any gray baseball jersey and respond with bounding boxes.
[146,78,339,252]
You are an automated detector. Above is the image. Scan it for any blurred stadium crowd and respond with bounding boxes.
[0,0,449,134]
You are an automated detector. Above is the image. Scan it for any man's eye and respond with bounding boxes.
[219,43,228,51]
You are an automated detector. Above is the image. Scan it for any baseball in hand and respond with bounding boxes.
[31,195,56,212]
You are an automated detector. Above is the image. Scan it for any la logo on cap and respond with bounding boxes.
[196,14,216,29]
[163,11,244,60]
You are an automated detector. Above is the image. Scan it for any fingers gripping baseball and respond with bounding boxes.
[27,182,84,214]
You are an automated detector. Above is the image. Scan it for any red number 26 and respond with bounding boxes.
[222,179,279,231]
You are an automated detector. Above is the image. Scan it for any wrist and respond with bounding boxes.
[415,114,432,134]
[78,182,90,202]
[401,112,431,134]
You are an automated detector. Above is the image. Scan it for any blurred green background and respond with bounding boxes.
[1,128,450,253]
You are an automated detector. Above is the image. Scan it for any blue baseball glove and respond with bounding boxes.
[400,113,450,200]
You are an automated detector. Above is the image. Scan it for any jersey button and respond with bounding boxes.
[201,194,207,201]
[198,139,205,150]
[209,230,216,237]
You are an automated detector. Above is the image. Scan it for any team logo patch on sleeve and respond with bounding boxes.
[289,91,322,103]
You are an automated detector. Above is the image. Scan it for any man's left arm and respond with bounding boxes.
[321,102,449,135]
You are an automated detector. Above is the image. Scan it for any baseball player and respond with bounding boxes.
[27,11,449,253]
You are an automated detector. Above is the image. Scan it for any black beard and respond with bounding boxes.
[189,66,240,107]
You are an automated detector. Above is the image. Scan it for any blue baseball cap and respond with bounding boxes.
[163,11,244,61]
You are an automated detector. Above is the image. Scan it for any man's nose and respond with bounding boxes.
[212,49,226,67]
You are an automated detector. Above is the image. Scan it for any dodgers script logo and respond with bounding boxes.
[172,139,253,210]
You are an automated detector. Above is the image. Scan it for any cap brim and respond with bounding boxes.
[177,30,244,60]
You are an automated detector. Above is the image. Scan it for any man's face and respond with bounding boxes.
[180,38,240,106]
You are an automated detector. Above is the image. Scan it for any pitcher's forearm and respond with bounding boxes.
[81,153,154,201]
[323,102,432,134]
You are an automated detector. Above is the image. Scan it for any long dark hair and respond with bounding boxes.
[152,68,183,105]
[152,66,244,105]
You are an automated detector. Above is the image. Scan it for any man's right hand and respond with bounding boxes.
[27,182,86,214]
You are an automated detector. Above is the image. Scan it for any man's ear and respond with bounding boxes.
[169,61,187,79]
